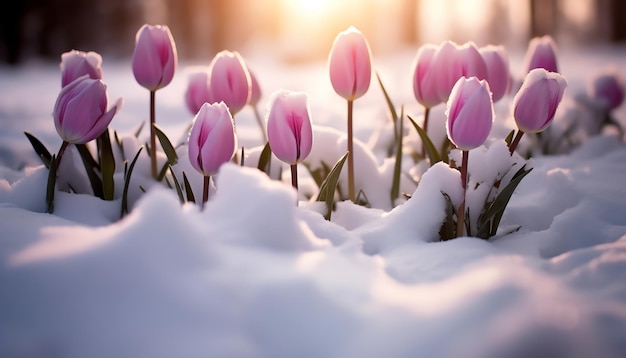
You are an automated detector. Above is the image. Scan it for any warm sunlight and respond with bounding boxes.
[282,0,338,18]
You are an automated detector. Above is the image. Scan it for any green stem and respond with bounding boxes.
[202,175,210,210]
[456,150,469,238]
[47,141,69,213]
[422,106,430,158]
[252,104,268,143]
[509,130,524,155]
[55,141,69,169]
[150,90,157,179]
[347,99,355,202]
[291,163,298,205]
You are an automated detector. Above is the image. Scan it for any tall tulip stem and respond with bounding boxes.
[202,175,210,210]
[422,106,430,158]
[252,104,268,143]
[55,140,70,169]
[347,99,355,202]
[456,150,469,238]
[291,164,299,205]
[509,130,525,155]
[149,90,157,179]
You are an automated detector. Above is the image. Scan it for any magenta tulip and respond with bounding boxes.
[446,77,494,151]
[328,26,372,101]
[266,89,313,165]
[132,24,177,91]
[479,45,510,102]
[60,50,102,87]
[589,71,624,111]
[53,76,122,144]
[433,41,487,103]
[208,51,251,115]
[185,71,211,115]
[513,68,567,133]
[411,44,441,108]
[523,35,558,74]
[188,102,237,177]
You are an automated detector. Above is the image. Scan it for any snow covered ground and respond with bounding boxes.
[1,45,626,357]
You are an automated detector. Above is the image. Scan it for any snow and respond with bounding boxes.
[1,46,626,357]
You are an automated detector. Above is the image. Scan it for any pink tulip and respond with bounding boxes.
[248,69,262,106]
[53,76,122,144]
[523,35,558,74]
[411,44,441,108]
[446,77,494,151]
[479,45,510,102]
[185,71,211,115]
[433,41,487,103]
[513,68,567,133]
[328,26,372,101]
[208,50,251,115]
[132,24,177,91]
[188,102,237,176]
[588,71,624,111]
[60,50,103,87]
[266,89,313,165]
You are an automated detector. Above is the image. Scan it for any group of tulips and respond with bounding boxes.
[39,22,623,238]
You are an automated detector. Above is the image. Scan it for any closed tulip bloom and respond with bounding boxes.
[209,51,251,115]
[412,44,441,108]
[446,77,494,151]
[513,68,567,133]
[266,90,313,165]
[589,71,624,111]
[328,27,372,101]
[185,71,211,114]
[523,35,558,74]
[53,76,122,144]
[60,50,103,87]
[433,41,488,103]
[188,102,237,176]
[480,45,510,102]
[248,69,262,106]
[132,24,177,91]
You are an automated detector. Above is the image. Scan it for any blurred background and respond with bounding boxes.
[1,0,625,64]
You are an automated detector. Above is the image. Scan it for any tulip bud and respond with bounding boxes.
[53,76,122,144]
[132,24,177,91]
[266,89,313,165]
[208,51,251,115]
[513,68,567,133]
[411,44,441,108]
[588,70,624,111]
[433,41,488,103]
[328,27,372,101]
[479,45,510,102]
[185,70,211,115]
[446,77,494,151]
[523,35,558,74]
[60,50,103,87]
[248,69,262,106]
[188,102,237,176]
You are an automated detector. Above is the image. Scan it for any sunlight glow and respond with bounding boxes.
[282,0,338,18]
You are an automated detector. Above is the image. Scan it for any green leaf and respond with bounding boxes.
[376,72,399,132]
[24,131,52,168]
[134,121,146,138]
[438,192,457,241]
[75,143,104,199]
[477,165,533,239]
[121,146,143,217]
[407,114,441,165]
[183,171,196,203]
[46,154,57,213]
[257,142,273,175]
[153,123,178,166]
[114,130,126,161]
[98,129,115,201]
[316,151,349,220]
[169,166,185,204]
[504,129,515,147]
[390,106,404,205]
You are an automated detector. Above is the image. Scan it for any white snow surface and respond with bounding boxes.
[1,46,626,357]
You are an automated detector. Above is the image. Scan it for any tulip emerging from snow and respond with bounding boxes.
[266,89,313,196]
[188,102,237,207]
[589,70,624,111]
[131,24,178,179]
[328,26,372,202]
[509,68,567,154]
[479,45,510,102]
[445,76,494,238]
[434,41,488,104]
[209,51,251,116]
[523,35,558,74]
[185,71,211,115]
[60,50,103,87]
